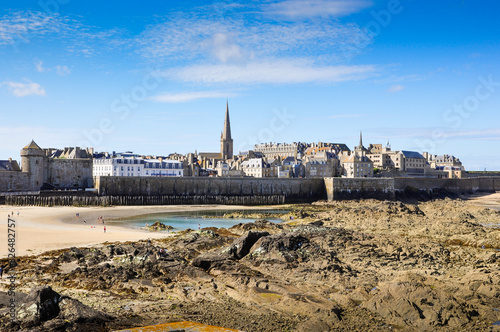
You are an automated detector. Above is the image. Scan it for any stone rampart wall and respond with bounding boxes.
[0,171,29,192]
[324,178,395,200]
[95,176,326,203]
[393,177,499,193]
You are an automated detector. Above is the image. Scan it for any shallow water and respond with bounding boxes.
[109,209,286,231]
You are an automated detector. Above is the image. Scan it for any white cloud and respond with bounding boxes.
[34,60,71,76]
[0,11,127,56]
[150,91,237,103]
[55,65,71,76]
[202,33,248,63]
[2,80,46,97]
[169,60,377,84]
[35,60,45,72]
[0,11,69,46]
[136,5,376,87]
[388,84,404,93]
[262,0,373,19]
[137,9,371,64]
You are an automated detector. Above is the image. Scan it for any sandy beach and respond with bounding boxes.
[1,192,498,259]
[465,191,500,210]
[0,204,276,258]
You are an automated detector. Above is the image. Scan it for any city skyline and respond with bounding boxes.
[1,1,499,170]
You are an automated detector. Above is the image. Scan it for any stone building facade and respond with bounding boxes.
[0,141,93,192]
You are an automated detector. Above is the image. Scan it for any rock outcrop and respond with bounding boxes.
[1,198,499,331]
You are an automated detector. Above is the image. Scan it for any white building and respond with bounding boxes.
[93,157,183,177]
[240,158,271,178]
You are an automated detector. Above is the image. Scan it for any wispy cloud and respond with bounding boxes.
[168,60,377,84]
[262,0,373,19]
[137,5,373,65]
[2,80,46,97]
[388,84,404,93]
[0,10,67,46]
[136,3,377,86]
[0,10,127,56]
[34,60,71,76]
[35,59,45,72]
[150,91,237,103]
[440,128,500,140]
[55,65,70,76]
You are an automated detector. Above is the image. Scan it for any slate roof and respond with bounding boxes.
[0,160,21,171]
[401,150,425,159]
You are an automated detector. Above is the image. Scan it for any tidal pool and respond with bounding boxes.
[109,209,287,231]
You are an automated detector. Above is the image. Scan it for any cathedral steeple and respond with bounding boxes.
[220,100,233,160]
[222,100,232,140]
[355,131,366,158]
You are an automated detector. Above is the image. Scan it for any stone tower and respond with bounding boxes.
[20,140,44,190]
[220,101,233,160]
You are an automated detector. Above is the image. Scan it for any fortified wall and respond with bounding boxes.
[324,178,395,200]
[324,177,500,201]
[45,158,93,188]
[3,176,499,206]
[95,176,326,203]
[96,176,498,202]
[0,171,29,192]
[393,177,500,193]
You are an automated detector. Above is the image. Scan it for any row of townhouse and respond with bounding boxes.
[365,143,465,178]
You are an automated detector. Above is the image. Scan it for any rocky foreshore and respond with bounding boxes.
[1,197,499,331]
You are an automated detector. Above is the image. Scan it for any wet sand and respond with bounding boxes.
[0,204,279,258]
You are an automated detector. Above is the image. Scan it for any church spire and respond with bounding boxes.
[220,100,234,160]
[222,100,231,140]
[358,131,363,149]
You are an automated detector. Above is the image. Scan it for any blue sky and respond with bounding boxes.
[1,0,499,170]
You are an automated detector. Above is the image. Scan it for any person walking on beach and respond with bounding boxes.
[104,226,106,233]
[198,223,201,230]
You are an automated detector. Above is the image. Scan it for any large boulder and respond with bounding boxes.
[226,231,270,259]
[15,286,112,331]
